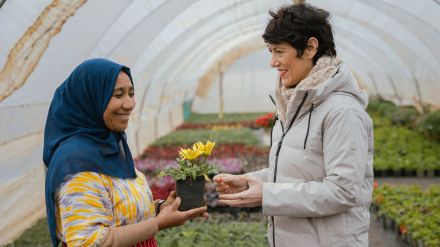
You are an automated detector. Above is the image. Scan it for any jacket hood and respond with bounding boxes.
[271,62,369,127]
[305,62,369,109]
[272,58,369,129]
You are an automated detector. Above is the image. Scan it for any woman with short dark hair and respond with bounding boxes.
[215,4,373,247]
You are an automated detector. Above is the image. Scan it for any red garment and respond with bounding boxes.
[133,237,158,247]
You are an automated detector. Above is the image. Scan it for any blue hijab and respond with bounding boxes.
[43,58,137,247]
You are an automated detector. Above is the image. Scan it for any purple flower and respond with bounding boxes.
[209,158,243,174]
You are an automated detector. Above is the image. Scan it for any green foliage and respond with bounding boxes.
[152,128,260,146]
[367,98,440,141]
[5,215,267,247]
[156,214,267,247]
[373,185,440,246]
[158,159,217,181]
[390,107,419,126]
[4,218,51,247]
[158,141,218,180]
[372,114,440,171]
[417,111,440,141]
[186,113,269,124]
[367,99,398,117]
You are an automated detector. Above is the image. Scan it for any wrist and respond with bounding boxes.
[151,218,161,232]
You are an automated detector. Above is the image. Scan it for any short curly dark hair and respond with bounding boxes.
[262,4,336,64]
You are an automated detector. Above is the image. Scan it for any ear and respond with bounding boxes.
[305,37,318,59]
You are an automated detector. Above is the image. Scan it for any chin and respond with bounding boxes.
[282,79,301,88]
[281,80,293,88]
[113,126,128,132]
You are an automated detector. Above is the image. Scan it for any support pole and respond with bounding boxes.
[218,63,224,119]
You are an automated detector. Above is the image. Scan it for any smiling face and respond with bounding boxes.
[268,39,317,88]
[103,71,135,132]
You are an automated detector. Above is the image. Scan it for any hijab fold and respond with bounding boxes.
[43,58,136,247]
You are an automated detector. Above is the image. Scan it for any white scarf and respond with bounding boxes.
[274,56,341,126]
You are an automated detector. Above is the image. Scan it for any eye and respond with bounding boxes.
[275,50,285,57]
[113,94,123,99]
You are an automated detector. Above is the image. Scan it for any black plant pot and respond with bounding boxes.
[175,176,206,211]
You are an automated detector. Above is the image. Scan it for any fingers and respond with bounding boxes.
[163,192,176,207]
[168,191,176,198]
[171,197,181,210]
[218,199,248,207]
[214,173,239,184]
[184,206,207,218]
[218,191,246,201]
[213,173,227,182]
[239,174,254,182]
[218,174,238,183]
[213,174,221,182]
[216,184,230,194]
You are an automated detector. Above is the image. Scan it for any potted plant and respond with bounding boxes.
[159,140,218,210]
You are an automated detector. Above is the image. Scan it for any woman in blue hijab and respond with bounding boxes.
[44,58,206,247]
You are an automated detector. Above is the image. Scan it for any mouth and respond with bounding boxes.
[278,69,288,78]
[115,112,130,120]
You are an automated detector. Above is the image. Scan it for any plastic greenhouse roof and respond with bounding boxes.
[0,0,439,109]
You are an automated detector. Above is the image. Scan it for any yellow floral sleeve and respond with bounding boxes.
[55,170,155,246]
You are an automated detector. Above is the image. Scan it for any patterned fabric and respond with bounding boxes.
[62,238,157,247]
[56,170,156,246]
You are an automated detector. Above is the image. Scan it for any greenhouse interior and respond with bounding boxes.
[1,0,439,246]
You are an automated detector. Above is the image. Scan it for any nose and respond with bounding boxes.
[122,96,135,111]
[270,54,279,68]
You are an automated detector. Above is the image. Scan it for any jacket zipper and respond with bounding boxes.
[271,92,308,247]
[303,103,314,149]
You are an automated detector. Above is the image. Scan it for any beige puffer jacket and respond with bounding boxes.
[249,63,374,247]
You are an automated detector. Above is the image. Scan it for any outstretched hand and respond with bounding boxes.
[216,175,263,208]
[213,173,248,194]
[155,192,207,230]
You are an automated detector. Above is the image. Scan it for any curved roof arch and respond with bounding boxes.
[2,0,439,107]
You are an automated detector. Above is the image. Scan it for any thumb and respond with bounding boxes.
[220,174,238,183]
[171,197,181,210]
[213,173,226,182]
[168,191,176,198]
[184,206,207,218]
[239,175,255,184]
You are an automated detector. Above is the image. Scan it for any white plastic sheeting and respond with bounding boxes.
[192,49,276,113]
[0,0,439,244]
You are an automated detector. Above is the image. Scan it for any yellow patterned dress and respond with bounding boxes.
[55,169,156,246]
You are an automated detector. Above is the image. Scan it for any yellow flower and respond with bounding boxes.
[203,141,215,155]
[179,148,203,161]
[192,141,215,156]
[193,141,215,155]
[193,141,205,153]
